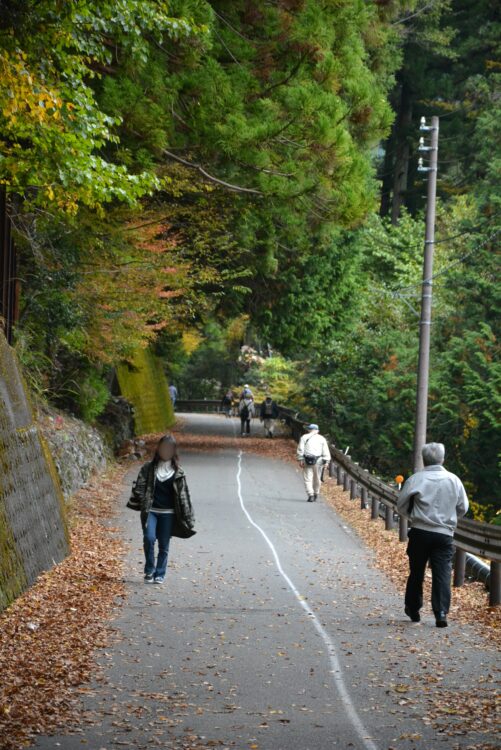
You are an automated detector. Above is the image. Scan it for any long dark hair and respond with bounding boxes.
[153,434,180,472]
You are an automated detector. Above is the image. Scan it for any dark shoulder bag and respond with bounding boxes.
[303,436,318,466]
[126,479,142,511]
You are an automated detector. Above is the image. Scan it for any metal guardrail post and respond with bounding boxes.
[350,479,357,500]
[453,547,466,588]
[385,504,394,530]
[336,465,343,485]
[489,562,501,606]
[342,471,349,491]
[399,517,408,543]
[371,495,379,520]
[360,486,368,510]
[329,460,335,478]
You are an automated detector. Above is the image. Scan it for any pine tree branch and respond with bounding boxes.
[392,1,439,26]
[235,160,295,177]
[213,10,254,43]
[128,128,263,195]
[159,147,264,196]
[253,53,309,100]
[213,28,243,66]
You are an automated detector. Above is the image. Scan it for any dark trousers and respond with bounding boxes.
[240,416,251,434]
[405,528,454,614]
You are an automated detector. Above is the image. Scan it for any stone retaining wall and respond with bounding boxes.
[0,334,69,612]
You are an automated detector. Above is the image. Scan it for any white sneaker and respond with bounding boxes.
[154,576,165,584]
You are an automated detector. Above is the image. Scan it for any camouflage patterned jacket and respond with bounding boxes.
[133,461,196,538]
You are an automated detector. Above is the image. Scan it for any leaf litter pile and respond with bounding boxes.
[0,462,130,750]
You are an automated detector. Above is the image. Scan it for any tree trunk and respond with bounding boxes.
[390,81,413,224]
[379,134,395,218]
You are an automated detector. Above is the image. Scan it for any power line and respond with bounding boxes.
[370,227,500,313]
[373,226,481,254]
[429,229,501,282]
[391,227,501,293]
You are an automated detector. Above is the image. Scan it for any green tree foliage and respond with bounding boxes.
[173,320,243,399]
[0,0,208,210]
[95,0,402,349]
[6,0,406,412]
[379,0,500,219]
[2,0,498,516]
[304,199,500,512]
[296,0,501,514]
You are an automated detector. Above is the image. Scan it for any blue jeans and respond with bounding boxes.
[143,512,174,578]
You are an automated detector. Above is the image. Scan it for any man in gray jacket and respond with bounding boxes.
[397,442,469,627]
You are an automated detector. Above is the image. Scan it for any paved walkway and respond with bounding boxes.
[33,414,497,750]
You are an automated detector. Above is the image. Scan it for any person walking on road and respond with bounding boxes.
[221,388,234,418]
[168,383,178,407]
[231,394,240,417]
[240,384,253,399]
[397,442,469,628]
[239,395,255,436]
[297,424,331,502]
[131,434,196,584]
[260,395,279,438]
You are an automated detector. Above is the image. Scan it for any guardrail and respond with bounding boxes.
[175,399,221,413]
[175,399,501,606]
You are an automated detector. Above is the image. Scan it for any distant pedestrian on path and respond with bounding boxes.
[169,383,178,406]
[260,396,279,438]
[397,442,469,627]
[240,384,253,399]
[297,424,331,502]
[131,434,196,584]
[221,388,234,418]
[239,396,255,436]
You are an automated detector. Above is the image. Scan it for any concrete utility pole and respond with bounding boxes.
[413,115,439,473]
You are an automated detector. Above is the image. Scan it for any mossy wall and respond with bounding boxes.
[0,333,69,612]
[116,347,174,435]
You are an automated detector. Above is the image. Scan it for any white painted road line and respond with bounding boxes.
[236,449,378,750]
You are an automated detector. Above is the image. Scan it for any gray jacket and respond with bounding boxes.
[397,464,469,537]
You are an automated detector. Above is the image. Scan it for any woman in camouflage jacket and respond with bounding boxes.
[132,434,196,583]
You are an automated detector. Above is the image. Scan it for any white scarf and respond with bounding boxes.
[156,459,175,481]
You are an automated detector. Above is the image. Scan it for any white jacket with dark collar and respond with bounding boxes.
[397,464,469,537]
[297,432,331,465]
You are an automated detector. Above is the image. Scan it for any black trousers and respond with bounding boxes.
[405,528,454,615]
[240,416,250,434]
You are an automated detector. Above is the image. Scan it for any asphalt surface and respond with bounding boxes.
[32,414,497,750]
